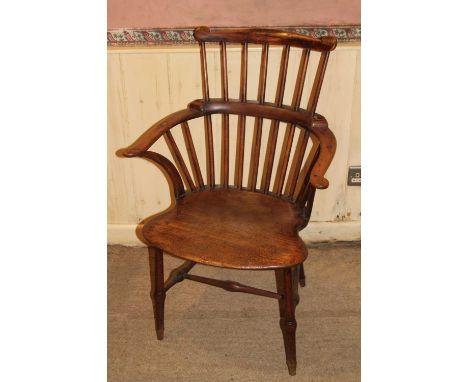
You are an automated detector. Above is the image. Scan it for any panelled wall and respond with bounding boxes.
[108,43,361,244]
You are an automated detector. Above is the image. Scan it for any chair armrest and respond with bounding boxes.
[309,116,337,190]
[115,107,203,158]
[114,108,202,199]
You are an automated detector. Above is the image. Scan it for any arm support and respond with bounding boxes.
[140,151,185,199]
[308,115,337,189]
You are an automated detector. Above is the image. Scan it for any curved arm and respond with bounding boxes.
[115,99,335,191]
[115,107,203,158]
[140,151,185,199]
[309,116,337,190]
[115,108,202,201]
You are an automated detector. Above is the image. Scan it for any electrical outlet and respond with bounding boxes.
[347,166,361,186]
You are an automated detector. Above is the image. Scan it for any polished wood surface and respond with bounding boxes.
[149,247,165,340]
[194,26,337,51]
[117,26,337,375]
[185,273,282,300]
[276,267,298,375]
[141,188,307,270]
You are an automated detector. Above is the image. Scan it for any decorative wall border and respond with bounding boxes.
[107,25,360,47]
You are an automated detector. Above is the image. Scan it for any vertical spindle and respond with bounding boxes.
[181,121,204,189]
[234,42,248,188]
[199,41,215,187]
[164,131,196,191]
[284,129,309,198]
[247,43,269,191]
[273,49,310,195]
[307,52,330,114]
[261,45,290,193]
[220,42,229,186]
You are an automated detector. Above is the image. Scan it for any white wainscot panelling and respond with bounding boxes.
[108,44,361,244]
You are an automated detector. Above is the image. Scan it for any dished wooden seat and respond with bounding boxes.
[116,27,338,376]
[141,188,308,270]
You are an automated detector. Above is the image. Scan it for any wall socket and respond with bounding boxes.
[347,166,361,186]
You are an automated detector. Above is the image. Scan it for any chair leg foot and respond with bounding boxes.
[149,247,166,340]
[276,267,297,376]
[155,287,165,340]
[286,360,297,376]
[299,263,306,287]
[156,328,164,341]
[280,318,297,376]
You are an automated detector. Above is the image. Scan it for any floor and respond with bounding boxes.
[108,242,360,381]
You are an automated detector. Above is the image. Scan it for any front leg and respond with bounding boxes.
[275,267,297,376]
[149,247,166,340]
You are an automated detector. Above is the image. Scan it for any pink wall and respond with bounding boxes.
[108,0,360,29]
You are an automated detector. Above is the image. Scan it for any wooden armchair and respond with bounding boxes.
[116,26,337,376]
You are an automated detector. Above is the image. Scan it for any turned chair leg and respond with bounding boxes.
[149,247,165,340]
[299,263,306,287]
[275,267,298,376]
[292,265,300,306]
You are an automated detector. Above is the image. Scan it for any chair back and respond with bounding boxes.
[191,27,336,205]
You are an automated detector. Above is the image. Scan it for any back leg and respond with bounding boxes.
[299,263,306,287]
[292,264,300,306]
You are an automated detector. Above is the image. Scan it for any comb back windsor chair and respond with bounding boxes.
[116,26,337,376]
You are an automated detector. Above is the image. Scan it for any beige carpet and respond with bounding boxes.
[108,243,360,381]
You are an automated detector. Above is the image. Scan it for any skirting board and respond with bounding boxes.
[108,221,361,247]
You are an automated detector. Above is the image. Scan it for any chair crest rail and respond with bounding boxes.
[194,26,337,52]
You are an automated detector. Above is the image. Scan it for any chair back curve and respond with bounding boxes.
[118,26,338,221]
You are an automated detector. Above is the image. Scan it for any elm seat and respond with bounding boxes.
[141,188,308,270]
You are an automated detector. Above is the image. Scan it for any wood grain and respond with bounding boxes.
[194,26,337,51]
[141,188,307,270]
